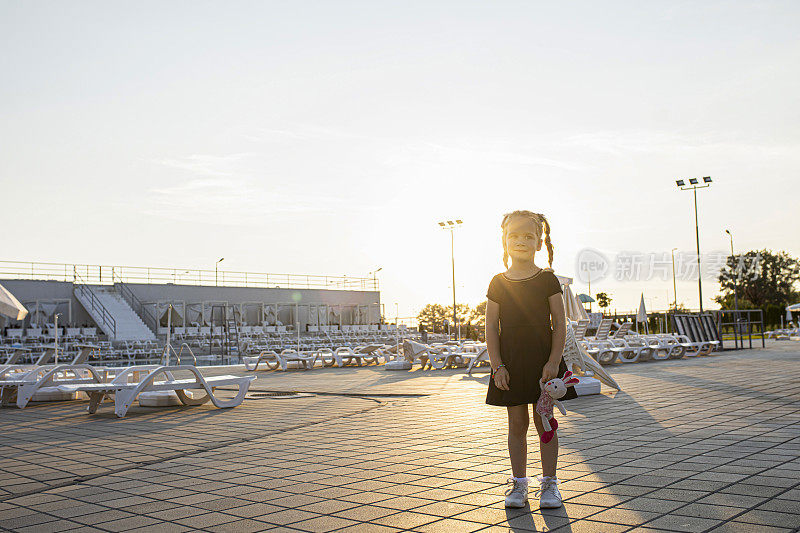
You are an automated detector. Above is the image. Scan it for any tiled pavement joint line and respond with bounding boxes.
[697,480,800,533]
[0,396,387,504]
[548,402,799,529]
[560,423,800,532]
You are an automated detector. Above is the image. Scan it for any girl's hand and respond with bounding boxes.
[493,366,510,390]
[541,361,559,383]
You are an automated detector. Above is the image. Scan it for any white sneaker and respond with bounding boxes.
[536,475,562,508]
[504,477,528,508]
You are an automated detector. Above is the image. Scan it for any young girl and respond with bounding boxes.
[485,210,576,509]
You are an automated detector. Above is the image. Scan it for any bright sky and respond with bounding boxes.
[2,1,798,319]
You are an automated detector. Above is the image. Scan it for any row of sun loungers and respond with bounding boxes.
[766,323,798,339]
[241,340,488,373]
[1,327,98,343]
[0,345,254,417]
[576,319,720,365]
[243,344,386,371]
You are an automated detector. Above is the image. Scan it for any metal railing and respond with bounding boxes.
[714,309,765,349]
[112,271,160,335]
[72,270,117,338]
[0,260,378,291]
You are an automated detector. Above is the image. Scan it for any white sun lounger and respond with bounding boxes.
[0,346,56,378]
[0,346,33,377]
[0,343,97,379]
[401,339,431,368]
[562,321,620,390]
[428,344,472,369]
[596,335,654,364]
[643,334,687,360]
[0,345,113,408]
[58,365,255,418]
[463,345,489,374]
[0,363,109,409]
[670,334,712,357]
[243,349,318,371]
[330,345,384,367]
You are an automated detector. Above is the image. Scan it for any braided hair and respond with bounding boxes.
[501,210,554,269]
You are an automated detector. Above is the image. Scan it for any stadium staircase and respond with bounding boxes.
[73,282,156,342]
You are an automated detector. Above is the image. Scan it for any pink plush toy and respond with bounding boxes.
[535,370,579,443]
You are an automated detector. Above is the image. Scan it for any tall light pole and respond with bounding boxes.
[725,229,739,317]
[438,219,463,340]
[395,302,399,348]
[587,270,592,313]
[368,267,382,290]
[215,258,224,287]
[675,177,712,312]
[671,247,678,310]
[54,313,61,364]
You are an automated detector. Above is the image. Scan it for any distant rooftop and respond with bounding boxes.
[0,260,378,291]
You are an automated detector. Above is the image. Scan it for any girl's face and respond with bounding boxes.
[505,217,542,263]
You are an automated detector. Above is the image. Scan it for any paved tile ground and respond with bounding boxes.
[1,341,798,532]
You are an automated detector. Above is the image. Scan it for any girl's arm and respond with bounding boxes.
[485,299,509,389]
[542,292,567,382]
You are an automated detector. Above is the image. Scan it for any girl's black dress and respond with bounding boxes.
[486,269,577,407]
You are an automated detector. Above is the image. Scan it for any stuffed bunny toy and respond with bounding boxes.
[535,370,579,443]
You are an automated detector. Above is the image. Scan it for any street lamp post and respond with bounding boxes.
[725,229,740,346]
[725,230,739,314]
[675,177,712,312]
[385,301,411,370]
[438,220,463,340]
[587,270,592,313]
[368,267,382,290]
[54,313,61,364]
[215,258,224,287]
[671,247,678,310]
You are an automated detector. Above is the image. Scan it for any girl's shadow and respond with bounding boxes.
[505,505,575,532]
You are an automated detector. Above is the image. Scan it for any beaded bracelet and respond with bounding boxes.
[492,363,506,376]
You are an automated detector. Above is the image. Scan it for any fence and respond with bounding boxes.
[0,260,378,291]
[714,309,766,349]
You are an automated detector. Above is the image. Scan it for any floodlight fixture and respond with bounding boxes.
[674,176,714,311]
[437,219,464,340]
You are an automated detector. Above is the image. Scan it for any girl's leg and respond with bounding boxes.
[506,405,529,478]
[532,410,558,477]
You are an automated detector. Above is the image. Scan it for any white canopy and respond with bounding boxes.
[636,293,647,322]
[563,284,589,321]
[0,283,28,321]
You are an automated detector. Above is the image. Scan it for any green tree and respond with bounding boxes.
[668,302,691,313]
[715,249,800,309]
[416,304,449,333]
[595,292,612,314]
[454,303,471,326]
[470,301,487,329]
[417,303,473,334]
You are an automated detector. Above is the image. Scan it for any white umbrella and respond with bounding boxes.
[636,293,648,334]
[563,284,589,321]
[787,303,799,323]
[0,283,28,321]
